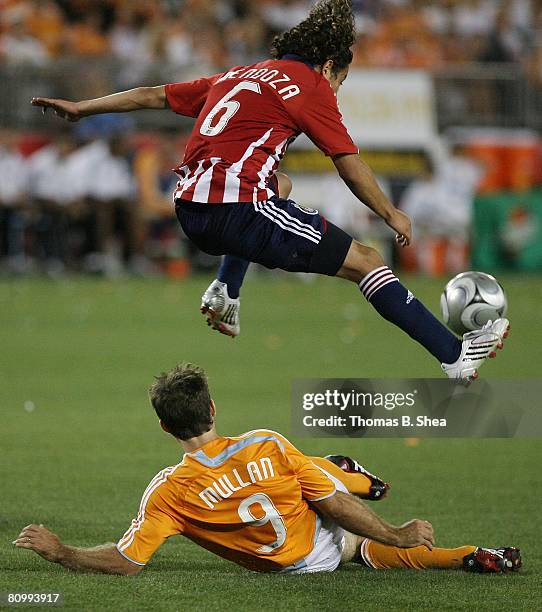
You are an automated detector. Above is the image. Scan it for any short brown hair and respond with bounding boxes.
[270,0,355,74]
[149,363,213,440]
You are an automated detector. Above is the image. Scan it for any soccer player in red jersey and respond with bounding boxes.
[31,0,509,380]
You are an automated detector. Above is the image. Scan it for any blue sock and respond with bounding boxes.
[217,255,250,299]
[359,267,462,364]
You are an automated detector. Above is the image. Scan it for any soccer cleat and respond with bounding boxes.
[463,547,521,574]
[441,318,510,382]
[325,454,390,500]
[200,279,240,338]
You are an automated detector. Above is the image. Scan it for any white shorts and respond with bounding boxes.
[284,468,348,574]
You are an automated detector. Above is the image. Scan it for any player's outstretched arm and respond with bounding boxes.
[312,491,434,550]
[13,524,141,575]
[333,153,412,247]
[31,86,167,122]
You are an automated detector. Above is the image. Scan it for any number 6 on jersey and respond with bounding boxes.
[200,81,261,137]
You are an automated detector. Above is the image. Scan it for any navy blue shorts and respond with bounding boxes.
[175,197,353,276]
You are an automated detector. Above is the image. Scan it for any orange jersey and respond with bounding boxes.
[116,430,337,572]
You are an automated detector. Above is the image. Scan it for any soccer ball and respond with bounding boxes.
[440,271,508,336]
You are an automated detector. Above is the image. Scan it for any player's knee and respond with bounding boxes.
[276,172,292,199]
[339,241,385,283]
[361,244,385,272]
[341,532,363,564]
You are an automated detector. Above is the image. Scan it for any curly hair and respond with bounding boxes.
[270,0,355,74]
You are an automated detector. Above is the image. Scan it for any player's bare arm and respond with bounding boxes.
[333,153,412,247]
[31,86,168,122]
[13,524,141,575]
[313,490,434,549]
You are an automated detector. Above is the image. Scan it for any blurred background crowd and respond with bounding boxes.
[2,0,542,72]
[1,0,542,276]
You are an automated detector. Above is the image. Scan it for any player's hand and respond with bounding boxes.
[387,209,412,247]
[31,97,81,122]
[395,519,434,550]
[13,524,63,562]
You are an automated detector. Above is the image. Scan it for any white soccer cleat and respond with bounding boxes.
[200,279,240,338]
[442,318,510,382]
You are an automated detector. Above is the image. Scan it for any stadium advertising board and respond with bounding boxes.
[340,69,437,149]
[292,69,436,151]
[286,69,436,176]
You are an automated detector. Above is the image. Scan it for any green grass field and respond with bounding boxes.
[1,274,541,611]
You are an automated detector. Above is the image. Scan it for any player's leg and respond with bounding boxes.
[204,194,498,376]
[247,207,466,372]
[336,240,509,380]
[216,256,250,299]
[341,534,520,573]
[310,456,389,500]
[181,196,507,376]
[341,533,474,569]
[360,538,476,570]
[334,484,520,573]
[193,197,463,367]
[337,240,463,366]
[200,172,293,336]
[217,173,292,296]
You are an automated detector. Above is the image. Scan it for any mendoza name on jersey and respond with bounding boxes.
[219,67,301,101]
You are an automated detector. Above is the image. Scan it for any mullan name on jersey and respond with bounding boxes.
[166,58,358,205]
[199,456,275,509]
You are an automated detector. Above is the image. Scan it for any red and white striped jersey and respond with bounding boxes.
[165,58,358,204]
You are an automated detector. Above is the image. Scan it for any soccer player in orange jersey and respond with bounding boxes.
[14,364,520,575]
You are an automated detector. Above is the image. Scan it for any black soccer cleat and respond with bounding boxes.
[463,547,522,574]
[325,454,390,501]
